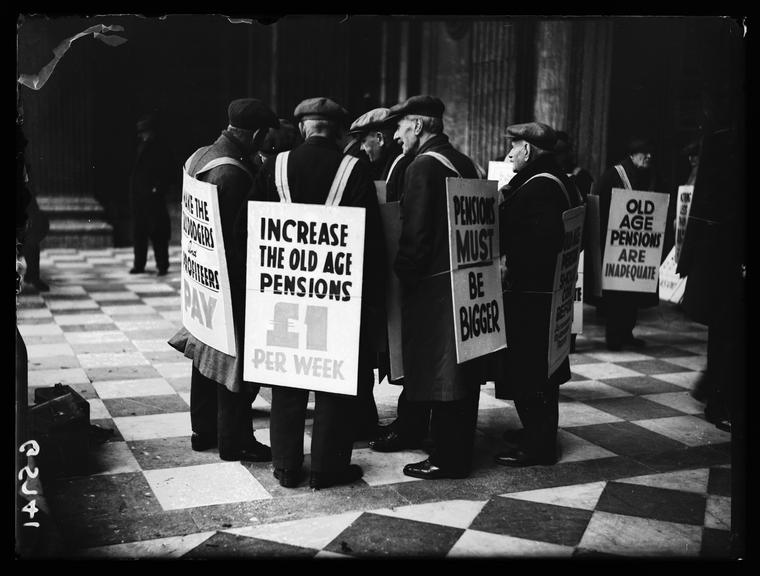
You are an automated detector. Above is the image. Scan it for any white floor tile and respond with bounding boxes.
[448,530,575,557]
[27,367,90,387]
[87,398,111,419]
[704,495,731,531]
[153,362,192,380]
[571,362,643,381]
[633,415,731,447]
[578,511,702,556]
[616,468,709,494]
[113,412,191,441]
[651,371,704,389]
[63,330,130,344]
[54,313,112,326]
[226,511,362,550]
[92,378,176,399]
[26,343,76,358]
[558,402,624,427]
[76,532,215,558]
[349,447,427,486]
[78,352,149,369]
[144,462,271,510]
[372,499,488,529]
[500,481,606,511]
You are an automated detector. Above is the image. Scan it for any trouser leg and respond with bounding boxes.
[217,384,254,456]
[311,390,357,474]
[428,388,480,473]
[151,208,170,271]
[396,388,431,442]
[270,386,308,470]
[132,218,149,270]
[190,366,217,438]
[605,293,636,345]
[22,242,41,282]
[515,386,559,459]
[354,366,378,438]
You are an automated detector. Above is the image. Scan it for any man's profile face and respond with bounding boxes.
[394,117,419,156]
[631,151,652,169]
[361,132,384,163]
[507,140,528,172]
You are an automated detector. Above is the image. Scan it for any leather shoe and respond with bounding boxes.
[157,268,169,277]
[219,437,272,462]
[129,267,145,274]
[273,468,302,488]
[501,428,525,444]
[402,458,468,480]
[623,336,646,348]
[494,447,556,467]
[309,464,363,489]
[369,430,422,452]
[191,433,217,452]
[606,340,623,351]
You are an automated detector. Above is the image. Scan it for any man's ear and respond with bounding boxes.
[376,131,385,146]
[414,118,423,136]
[524,142,532,162]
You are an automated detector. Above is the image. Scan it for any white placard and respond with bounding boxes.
[180,170,236,356]
[548,206,586,376]
[572,250,584,335]
[601,189,670,293]
[243,201,365,395]
[487,160,515,191]
[659,246,687,304]
[675,185,693,264]
[446,178,507,364]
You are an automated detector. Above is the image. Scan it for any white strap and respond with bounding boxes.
[184,149,203,173]
[274,151,292,203]
[524,172,571,208]
[386,153,405,184]
[195,156,253,180]
[422,150,461,177]
[614,164,633,190]
[326,155,358,206]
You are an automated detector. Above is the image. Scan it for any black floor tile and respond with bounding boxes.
[85,365,162,382]
[323,512,464,557]
[601,376,686,395]
[700,527,732,558]
[633,445,731,472]
[103,394,189,417]
[597,482,706,525]
[614,359,691,375]
[584,396,686,420]
[90,418,124,442]
[128,436,221,470]
[641,345,699,358]
[566,422,687,458]
[707,467,731,497]
[183,532,316,558]
[60,323,119,333]
[470,497,592,547]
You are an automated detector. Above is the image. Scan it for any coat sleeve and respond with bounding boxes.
[393,158,436,283]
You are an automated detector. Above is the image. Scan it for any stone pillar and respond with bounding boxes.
[533,21,572,134]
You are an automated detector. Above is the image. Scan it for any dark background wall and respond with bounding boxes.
[17,14,745,248]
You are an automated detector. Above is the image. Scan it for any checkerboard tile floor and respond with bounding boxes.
[16,247,733,558]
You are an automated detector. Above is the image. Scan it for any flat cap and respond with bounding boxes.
[506,122,557,150]
[627,137,654,155]
[228,98,279,131]
[349,107,392,136]
[293,97,348,123]
[387,95,445,121]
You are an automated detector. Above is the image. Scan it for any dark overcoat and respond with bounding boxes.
[393,134,483,402]
[236,136,385,374]
[493,154,581,400]
[168,131,257,392]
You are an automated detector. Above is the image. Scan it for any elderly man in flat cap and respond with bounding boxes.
[494,121,583,467]
[238,97,385,490]
[169,98,279,463]
[348,108,422,451]
[385,95,485,480]
[593,137,659,351]
[349,107,412,200]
